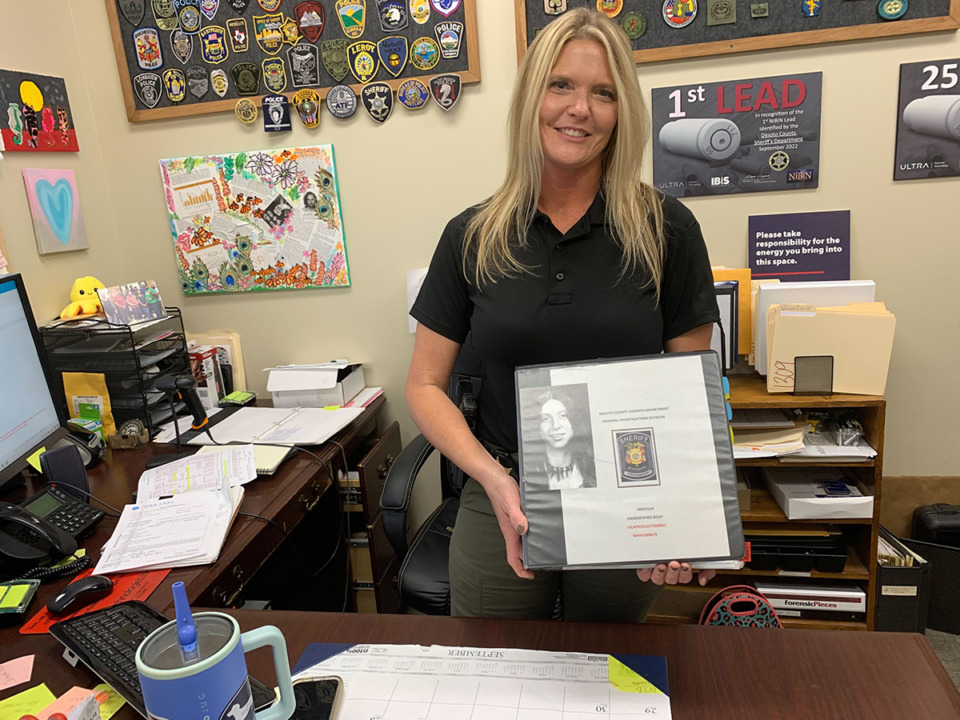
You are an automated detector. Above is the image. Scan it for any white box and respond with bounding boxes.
[755,581,867,613]
[762,468,873,520]
[266,362,365,408]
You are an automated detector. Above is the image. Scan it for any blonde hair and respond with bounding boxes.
[463,8,665,299]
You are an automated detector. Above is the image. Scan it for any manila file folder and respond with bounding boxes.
[767,304,895,395]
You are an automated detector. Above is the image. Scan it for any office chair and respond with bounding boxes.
[380,349,481,615]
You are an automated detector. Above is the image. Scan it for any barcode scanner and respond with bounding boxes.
[155,374,208,430]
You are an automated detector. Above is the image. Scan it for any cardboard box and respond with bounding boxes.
[188,345,226,411]
[755,581,867,614]
[762,467,873,520]
[267,362,365,408]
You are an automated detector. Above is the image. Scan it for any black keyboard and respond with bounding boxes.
[50,601,276,718]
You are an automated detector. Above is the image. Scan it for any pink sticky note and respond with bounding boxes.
[38,688,95,720]
[0,655,34,692]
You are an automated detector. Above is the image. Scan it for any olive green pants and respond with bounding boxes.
[449,478,662,621]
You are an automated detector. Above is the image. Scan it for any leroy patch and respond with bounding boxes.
[348,41,379,83]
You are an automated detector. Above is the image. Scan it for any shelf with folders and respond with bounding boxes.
[39,308,192,439]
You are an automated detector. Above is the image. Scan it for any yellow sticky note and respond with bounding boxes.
[50,549,85,569]
[0,684,56,720]
[607,656,664,695]
[0,584,30,608]
[322,405,340,410]
[91,684,126,720]
[27,448,46,473]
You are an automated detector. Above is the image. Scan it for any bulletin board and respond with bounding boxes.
[106,0,480,122]
[515,0,960,64]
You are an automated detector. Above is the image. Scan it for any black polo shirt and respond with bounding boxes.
[411,192,719,453]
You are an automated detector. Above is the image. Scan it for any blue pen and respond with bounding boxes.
[172,581,202,665]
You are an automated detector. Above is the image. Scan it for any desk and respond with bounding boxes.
[4,611,959,719]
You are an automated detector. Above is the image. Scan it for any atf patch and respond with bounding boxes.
[348,41,379,83]
[321,39,351,81]
[802,0,821,16]
[134,28,163,70]
[621,11,646,39]
[336,0,366,38]
[227,18,248,52]
[262,94,292,131]
[295,2,325,41]
[613,430,660,487]
[410,0,430,24]
[706,0,736,25]
[235,97,258,123]
[200,25,230,63]
[186,65,210,98]
[211,68,229,96]
[170,29,194,63]
[378,0,408,31]
[435,21,463,59]
[253,13,285,54]
[293,88,322,127]
[397,78,428,109]
[119,0,146,25]
[361,82,394,123]
[430,0,461,17]
[231,61,261,94]
[326,84,358,118]
[226,0,249,10]
[200,0,219,20]
[663,0,696,27]
[175,0,203,33]
[162,68,186,102]
[544,0,566,14]
[261,57,287,92]
[378,36,408,77]
[878,0,907,19]
[257,0,281,9]
[281,16,302,44]
[597,0,623,18]
[152,0,178,30]
[750,3,769,18]
[288,42,320,86]
[429,73,460,111]
[133,72,162,107]
[410,36,440,71]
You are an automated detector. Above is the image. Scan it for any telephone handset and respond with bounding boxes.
[0,500,78,569]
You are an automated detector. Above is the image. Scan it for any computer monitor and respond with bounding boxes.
[0,273,69,493]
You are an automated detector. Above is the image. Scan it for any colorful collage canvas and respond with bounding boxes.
[159,145,349,294]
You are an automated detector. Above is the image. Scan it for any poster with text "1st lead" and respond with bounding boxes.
[895,57,960,181]
[652,72,822,197]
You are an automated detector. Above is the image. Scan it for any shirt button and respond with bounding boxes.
[556,272,564,281]
[557,243,564,250]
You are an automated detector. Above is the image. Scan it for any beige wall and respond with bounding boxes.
[1,2,958,523]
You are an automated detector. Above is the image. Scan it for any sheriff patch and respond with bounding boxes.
[613,429,661,487]
[361,82,393,123]
[254,13,285,54]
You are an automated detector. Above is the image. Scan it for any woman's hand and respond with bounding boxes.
[637,562,715,587]
[482,468,534,579]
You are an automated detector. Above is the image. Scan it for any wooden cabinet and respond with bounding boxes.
[648,373,885,631]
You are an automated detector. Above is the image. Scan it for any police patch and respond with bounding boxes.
[321,39,350,81]
[544,0,566,14]
[293,88,322,128]
[133,72,162,108]
[254,13,285,54]
[434,21,462,59]
[211,68,229,96]
[429,73,460,111]
[170,29,193,63]
[262,94,292,132]
[186,65,209,98]
[227,17,249,52]
[348,41,379,83]
[397,78,428,110]
[410,36,439,71]
[257,0,281,9]
[430,0,460,17]
[261,57,287,92]
[152,0,178,30]
[226,0,248,11]
[336,0,366,38]
[326,84,358,118]
[235,97,258,123]
[613,429,660,487]
[377,0,407,30]
[175,0,203,33]
[134,27,163,70]
[162,68,186,102]
[377,36,407,77]
[295,1,325,42]
[281,16,302,45]
[200,0,219,20]
[200,25,230,63]
[361,82,393,123]
[410,0,429,24]
[288,42,320,86]
[119,0,146,25]
[231,61,261,94]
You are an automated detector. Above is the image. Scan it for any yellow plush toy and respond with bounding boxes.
[60,276,106,319]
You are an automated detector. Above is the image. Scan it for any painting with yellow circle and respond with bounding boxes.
[0,70,79,152]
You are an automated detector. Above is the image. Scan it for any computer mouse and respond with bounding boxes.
[47,575,114,616]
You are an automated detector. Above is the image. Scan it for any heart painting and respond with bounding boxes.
[22,169,88,254]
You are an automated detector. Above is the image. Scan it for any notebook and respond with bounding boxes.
[196,443,294,475]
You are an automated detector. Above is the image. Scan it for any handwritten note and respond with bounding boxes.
[0,655,33,692]
[0,684,56,720]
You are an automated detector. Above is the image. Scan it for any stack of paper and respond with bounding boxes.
[732,424,806,459]
[93,446,255,574]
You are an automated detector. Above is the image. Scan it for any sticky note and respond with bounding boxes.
[0,684,56,720]
[0,584,30,608]
[91,685,125,720]
[607,656,664,695]
[0,656,34,692]
[27,448,46,472]
[38,687,96,720]
[322,405,340,410]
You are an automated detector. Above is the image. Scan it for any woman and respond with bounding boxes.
[407,9,719,621]
[526,388,596,491]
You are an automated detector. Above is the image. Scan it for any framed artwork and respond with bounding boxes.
[22,169,89,254]
[105,0,480,122]
[0,70,79,152]
[160,144,350,294]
